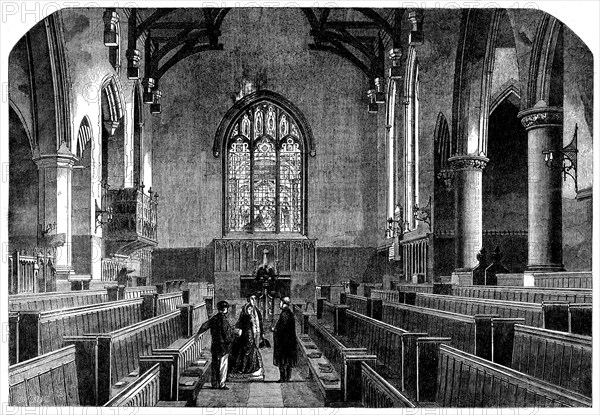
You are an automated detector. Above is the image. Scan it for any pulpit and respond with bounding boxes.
[213,237,317,302]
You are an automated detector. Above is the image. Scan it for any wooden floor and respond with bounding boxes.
[195,331,325,408]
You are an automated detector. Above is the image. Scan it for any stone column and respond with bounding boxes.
[448,155,489,274]
[518,104,564,273]
[33,143,78,281]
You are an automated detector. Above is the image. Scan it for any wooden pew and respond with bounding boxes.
[436,345,591,407]
[64,309,182,405]
[305,316,377,403]
[344,309,425,392]
[179,302,209,337]
[103,362,161,407]
[453,285,592,303]
[346,294,368,316]
[360,361,415,408]
[414,292,544,328]
[568,303,592,336]
[9,289,108,312]
[382,302,496,360]
[395,283,434,294]
[11,298,144,364]
[142,292,185,319]
[296,331,342,405]
[124,285,157,299]
[9,345,80,406]
[511,324,592,397]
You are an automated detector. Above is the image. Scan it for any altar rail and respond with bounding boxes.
[436,345,591,407]
[361,362,415,408]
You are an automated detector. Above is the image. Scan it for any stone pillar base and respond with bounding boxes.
[451,270,473,286]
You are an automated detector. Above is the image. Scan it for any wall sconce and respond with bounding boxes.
[95,200,113,232]
[150,90,162,114]
[95,181,113,232]
[436,169,454,192]
[103,9,120,47]
[413,196,432,229]
[542,123,578,192]
[367,89,378,113]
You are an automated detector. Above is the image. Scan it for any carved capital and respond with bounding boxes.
[448,155,489,171]
[517,106,563,131]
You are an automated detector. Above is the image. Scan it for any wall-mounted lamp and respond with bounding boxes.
[95,200,113,232]
[95,181,113,232]
[436,169,454,192]
[103,9,120,47]
[542,123,578,192]
[413,196,432,230]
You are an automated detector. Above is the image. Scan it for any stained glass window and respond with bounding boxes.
[226,101,304,234]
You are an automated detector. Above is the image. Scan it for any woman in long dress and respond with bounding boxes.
[228,303,264,380]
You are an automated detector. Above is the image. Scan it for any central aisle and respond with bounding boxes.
[196,330,325,407]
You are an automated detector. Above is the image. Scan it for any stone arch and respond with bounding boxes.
[526,14,563,109]
[9,98,34,155]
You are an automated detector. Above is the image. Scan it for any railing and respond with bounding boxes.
[399,234,430,282]
[361,362,415,408]
[8,249,56,294]
[106,186,158,241]
[101,257,124,282]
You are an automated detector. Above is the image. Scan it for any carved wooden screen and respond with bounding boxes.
[226,101,303,234]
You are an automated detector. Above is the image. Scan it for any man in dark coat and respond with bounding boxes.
[195,300,241,389]
[272,296,298,382]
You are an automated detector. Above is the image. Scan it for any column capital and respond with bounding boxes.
[448,155,489,171]
[517,106,563,131]
[32,143,78,169]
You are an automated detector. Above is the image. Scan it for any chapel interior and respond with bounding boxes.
[4,6,595,409]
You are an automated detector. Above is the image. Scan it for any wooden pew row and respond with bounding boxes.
[511,324,591,397]
[395,284,434,294]
[382,302,495,359]
[306,316,377,403]
[436,345,592,407]
[533,271,592,289]
[64,310,182,406]
[568,303,592,336]
[103,363,161,407]
[453,285,592,303]
[344,309,452,403]
[9,345,80,406]
[10,298,144,364]
[179,302,210,337]
[345,294,368,316]
[9,289,108,311]
[360,361,415,408]
[139,330,211,405]
[141,292,185,319]
[414,292,544,327]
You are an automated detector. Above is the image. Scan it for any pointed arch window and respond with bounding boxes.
[225,99,306,234]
